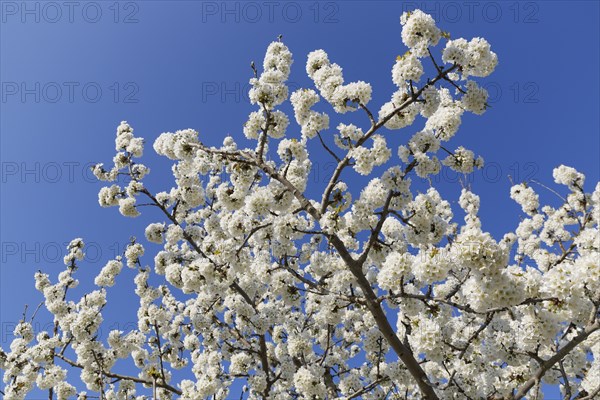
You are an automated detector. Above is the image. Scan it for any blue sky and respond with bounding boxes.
[1,1,598,398]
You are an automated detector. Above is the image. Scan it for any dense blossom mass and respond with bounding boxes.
[2,9,599,400]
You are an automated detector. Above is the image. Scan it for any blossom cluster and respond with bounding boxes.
[306,49,372,113]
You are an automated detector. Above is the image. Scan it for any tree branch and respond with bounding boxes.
[55,353,183,396]
[512,319,600,399]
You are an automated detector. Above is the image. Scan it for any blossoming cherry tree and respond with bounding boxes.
[2,9,599,400]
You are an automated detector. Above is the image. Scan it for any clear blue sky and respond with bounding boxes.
[1,1,598,398]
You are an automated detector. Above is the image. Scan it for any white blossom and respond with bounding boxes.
[400,10,442,57]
